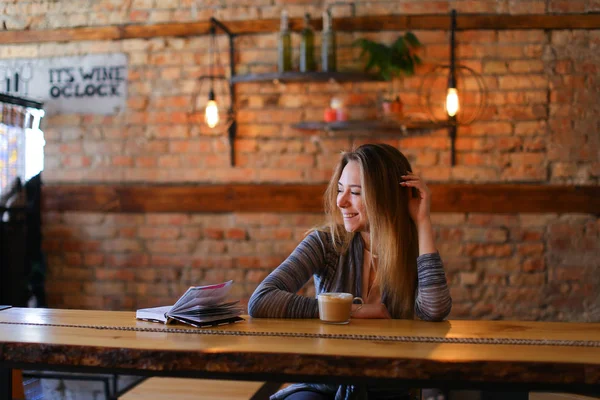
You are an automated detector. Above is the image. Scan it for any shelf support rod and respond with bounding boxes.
[448,9,457,166]
[210,17,237,167]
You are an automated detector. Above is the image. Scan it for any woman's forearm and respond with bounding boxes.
[417,218,437,255]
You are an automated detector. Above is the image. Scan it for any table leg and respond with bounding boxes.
[0,367,13,399]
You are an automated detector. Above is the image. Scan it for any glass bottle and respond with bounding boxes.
[299,13,315,72]
[321,9,336,72]
[278,10,292,72]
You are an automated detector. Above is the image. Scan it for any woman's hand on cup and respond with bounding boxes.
[351,303,391,319]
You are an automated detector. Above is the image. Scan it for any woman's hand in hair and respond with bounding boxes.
[351,303,391,319]
[400,173,431,226]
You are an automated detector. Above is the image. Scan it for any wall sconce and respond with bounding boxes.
[199,18,237,166]
[419,9,487,166]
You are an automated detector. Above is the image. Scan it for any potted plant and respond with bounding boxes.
[354,32,422,118]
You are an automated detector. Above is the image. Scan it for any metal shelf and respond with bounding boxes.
[231,71,384,84]
[291,120,449,135]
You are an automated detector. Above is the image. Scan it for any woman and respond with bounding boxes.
[248,143,452,400]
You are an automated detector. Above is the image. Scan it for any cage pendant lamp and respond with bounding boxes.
[419,9,488,166]
[199,17,237,166]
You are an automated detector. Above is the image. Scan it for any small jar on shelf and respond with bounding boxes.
[381,95,403,120]
[324,97,348,123]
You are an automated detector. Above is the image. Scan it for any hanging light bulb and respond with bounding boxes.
[205,89,219,128]
[446,87,459,117]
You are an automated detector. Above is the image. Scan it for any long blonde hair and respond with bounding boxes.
[323,143,418,319]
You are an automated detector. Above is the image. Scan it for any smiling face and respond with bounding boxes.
[337,161,369,234]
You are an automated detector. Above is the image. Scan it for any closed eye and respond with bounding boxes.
[338,189,361,195]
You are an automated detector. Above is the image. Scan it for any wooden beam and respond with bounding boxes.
[41,184,600,214]
[2,14,600,45]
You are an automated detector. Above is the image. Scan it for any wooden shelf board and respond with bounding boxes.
[41,184,600,214]
[292,120,449,134]
[230,71,383,84]
[1,15,600,45]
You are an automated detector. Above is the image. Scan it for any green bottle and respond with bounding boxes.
[299,13,315,72]
[278,10,292,72]
[321,10,336,72]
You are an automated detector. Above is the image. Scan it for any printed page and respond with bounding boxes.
[170,280,234,314]
[135,306,171,323]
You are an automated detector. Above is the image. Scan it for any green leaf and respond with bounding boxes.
[404,32,422,48]
[392,37,407,54]
[354,32,422,80]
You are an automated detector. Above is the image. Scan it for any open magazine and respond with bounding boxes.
[136,280,244,328]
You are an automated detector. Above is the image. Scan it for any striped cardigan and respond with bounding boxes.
[248,230,452,400]
[248,230,452,320]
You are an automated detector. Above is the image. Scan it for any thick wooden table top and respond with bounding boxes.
[1,308,599,388]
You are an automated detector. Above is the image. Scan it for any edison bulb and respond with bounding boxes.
[205,100,219,128]
[445,88,459,117]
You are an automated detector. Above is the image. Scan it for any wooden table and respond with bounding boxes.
[1,307,599,398]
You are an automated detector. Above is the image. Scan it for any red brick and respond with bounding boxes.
[234,213,281,227]
[548,0,586,12]
[60,267,91,281]
[249,228,293,241]
[146,240,193,254]
[451,166,498,181]
[103,239,142,253]
[63,240,102,252]
[84,253,105,267]
[483,61,508,74]
[459,271,480,286]
[96,268,135,282]
[465,243,513,257]
[550,267,586,282]
[437,227,464,241]
[64,253,82,266]
[191,257,234,269]
[399,136,449,150]
[509,273,545,286]
[463,228,508,243]
[226,228,247,240]
[106,254,149,268]
[44,225,79,238]
[111,156,134,167]
[84,282,126,296]
[236,256,261,268]
[138,226,180,239]
[517,243,545,256]
[523,137,546,152]
[246,269,270,284]
[204,228,225,240]
[145,214,190,225]
[467,122,512,137]
[508,1,546,13]
[522,257,546,272]
[431,213,466,226]
[258,169,304,182]
[118,227,137,238]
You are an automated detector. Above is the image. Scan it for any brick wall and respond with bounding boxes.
[2,0,599,321]
[43,211,599,321]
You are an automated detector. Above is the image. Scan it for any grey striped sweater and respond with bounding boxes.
[248,230,452,400]
[248,230,452,321]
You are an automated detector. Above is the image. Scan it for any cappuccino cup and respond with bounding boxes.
[317,293,363,324]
